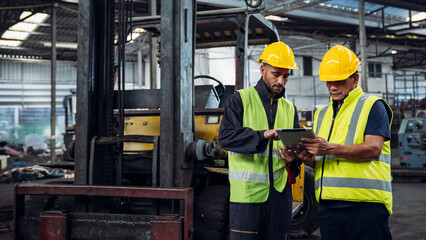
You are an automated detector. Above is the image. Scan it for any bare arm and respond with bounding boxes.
[301,135,384,162]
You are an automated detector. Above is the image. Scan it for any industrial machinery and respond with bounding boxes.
[14,1,317,239]
[398,117,426,168]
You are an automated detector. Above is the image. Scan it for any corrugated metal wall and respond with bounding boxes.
[0,59,139,107]
[0,59,77,107]
[1,59,76,82]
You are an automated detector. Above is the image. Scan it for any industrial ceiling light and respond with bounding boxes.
[408,12,426,21]
[128,28,147,42]
[245,0,263,8]
[23,12,49,23]
[133,28,146,33]
[265,15,288,22]
[0,40,21,47]
[391,50,397,54]
[0,11,48,47]
[43,42,78,49]
[10,22,38,32]
[2,31,30,40]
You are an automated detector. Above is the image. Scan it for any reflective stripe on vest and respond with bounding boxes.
[314,86,393,215]
[317,153,391,165]
[228,149,281,159]
[228,87,294,203]
[229,168,284,183]
[315,177,392,192]
[345,94,369,145]
[315,103,329,135]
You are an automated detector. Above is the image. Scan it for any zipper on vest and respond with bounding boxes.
[319,114,336,201]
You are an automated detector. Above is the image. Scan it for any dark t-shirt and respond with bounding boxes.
[365,101,391,141]
[332,100,390,140]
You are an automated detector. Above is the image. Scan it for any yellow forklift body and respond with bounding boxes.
[123,115,222,151]
[124,116,160,151]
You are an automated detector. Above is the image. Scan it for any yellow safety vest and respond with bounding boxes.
[313,86,393,214]
[228,87,295,203]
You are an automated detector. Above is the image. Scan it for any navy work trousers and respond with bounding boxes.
[318,202,392,240]
[229,185,292,240]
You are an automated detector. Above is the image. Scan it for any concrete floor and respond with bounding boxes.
[299,182,426,240]
[0,149,425,239]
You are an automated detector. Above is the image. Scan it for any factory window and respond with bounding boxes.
[303,56,312,76]
[368,63,382,78]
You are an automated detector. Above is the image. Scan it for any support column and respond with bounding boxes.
[150,0,158,89]
[14,107,19,140]
[138,49,143,88]
[385,73,388,102]
[160,0,195,187]
[235,14,247,90]
[358,0,368,91]
[149,37,159,89]
[313,75,317,110]
[50,4,57,162]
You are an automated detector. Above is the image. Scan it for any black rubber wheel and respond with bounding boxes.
[291,169,319,238]
[194,185,229,240]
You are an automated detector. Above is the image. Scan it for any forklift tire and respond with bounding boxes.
[291,170,319,238]
[194,185,229,240]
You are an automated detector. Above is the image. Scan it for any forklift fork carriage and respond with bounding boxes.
[14,184,194,240]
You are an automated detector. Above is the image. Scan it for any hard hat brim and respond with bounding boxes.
[258,57,299,70]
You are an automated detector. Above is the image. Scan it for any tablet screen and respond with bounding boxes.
[276,128,315,148]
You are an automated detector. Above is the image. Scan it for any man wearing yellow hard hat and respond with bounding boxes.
[219,42,304,239]
[299,45,393,239]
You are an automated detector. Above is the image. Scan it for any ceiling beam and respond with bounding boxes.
[263,0,328,16]
[277,28,426,53]
[196,0,245,8]
[366,0,426,12]
[282,7,382,28]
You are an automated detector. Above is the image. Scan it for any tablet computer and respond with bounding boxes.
[276,128,315,148]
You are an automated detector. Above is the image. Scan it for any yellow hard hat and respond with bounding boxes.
[319,45,360,81]
[257,42,299,70]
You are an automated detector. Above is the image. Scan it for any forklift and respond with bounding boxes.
[14,1,317,239]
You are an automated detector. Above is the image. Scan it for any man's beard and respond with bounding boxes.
[265,78,283,95]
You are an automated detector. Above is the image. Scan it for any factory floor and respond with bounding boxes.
[0,149,425,240]
[300,182,426,240]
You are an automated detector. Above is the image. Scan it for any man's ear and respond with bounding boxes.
[353,73,360,85]
[260,64,266,76]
